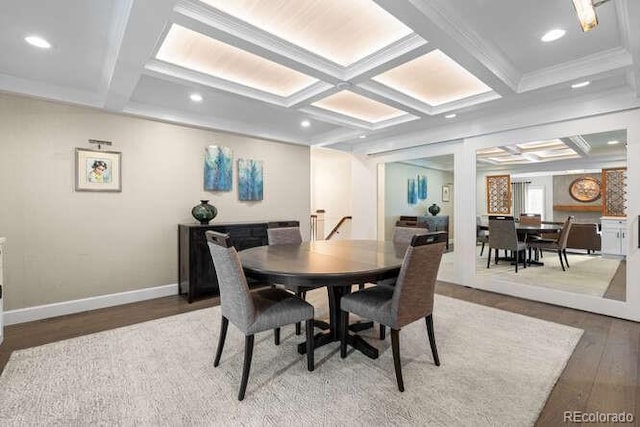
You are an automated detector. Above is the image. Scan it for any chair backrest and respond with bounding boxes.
[476,215,487,238]
[556,216,574,249]
[519,213,542,226]
[206,231,256,333]
[393,225,429,244]
[390,232,447,328]
[267,221,302,245]
[488,215,519,250]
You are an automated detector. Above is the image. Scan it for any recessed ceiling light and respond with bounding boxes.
[25,35,51,49]
[571,81,590,89]
[301,120,311,128]
[445,113,457,119]
[541,29,566,42]
[189,93,203,102]
[607,140,620,145]
[359,135,367,139]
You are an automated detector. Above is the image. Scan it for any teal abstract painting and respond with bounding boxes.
[238,159,263,201]
[204,145,232,191]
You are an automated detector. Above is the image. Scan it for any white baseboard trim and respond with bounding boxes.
[3,283,179,326]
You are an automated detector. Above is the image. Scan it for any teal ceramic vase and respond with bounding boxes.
[428,203,441,216]
[191,200,218,224]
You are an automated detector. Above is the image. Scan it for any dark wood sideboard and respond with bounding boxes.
[179,221,281,302]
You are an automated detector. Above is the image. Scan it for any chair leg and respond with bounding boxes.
[486,247,491,268]
[522,250,526,269]
[238,335,254,401]
[214,316,229,367]
[495,249,500,264]
[558,250,565,271]
[563,249,570,268]
[380,324,386,340]
[340,310,349,358]
[305,319,314,371]
[358,284,365,290]
[425,315,440,366]
[391,329,404,392]
[274,327,280,346]
[480,241,485,256]
[295,290,303,335]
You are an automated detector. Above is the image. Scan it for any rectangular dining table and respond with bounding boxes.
[238,240,407,359]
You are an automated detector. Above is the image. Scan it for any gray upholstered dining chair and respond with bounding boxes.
[528,216,574,271]
[377,224,432,340]
[339,232,447,392]
[486,215,528,273]
[392,225,430,244]
[267,221,330,335]
[206,231,315,401]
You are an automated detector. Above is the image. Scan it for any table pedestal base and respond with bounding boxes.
[296,284,379,359]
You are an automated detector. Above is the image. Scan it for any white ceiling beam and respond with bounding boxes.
[372,0,520,96]
[518,47,633,93]
[103,0,177,111]
[618,0,640,97]
[563,136,592,158]
[351,87,640,155]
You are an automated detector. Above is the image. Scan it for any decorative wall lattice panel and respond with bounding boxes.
[486,174,511,214]
[602,167,627,217]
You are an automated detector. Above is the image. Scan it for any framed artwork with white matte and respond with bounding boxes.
[75,148,122,192]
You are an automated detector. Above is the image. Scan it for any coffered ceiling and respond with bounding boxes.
[1,0,639,155]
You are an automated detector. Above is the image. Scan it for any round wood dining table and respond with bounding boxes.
[239,240,407,359]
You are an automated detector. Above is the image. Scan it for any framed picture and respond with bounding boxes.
[442,185,451,202]
[238,159,263,201]
[75,148,122,192]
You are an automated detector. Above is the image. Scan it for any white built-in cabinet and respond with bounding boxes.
[600,217,627,257]
[0,237,5,344]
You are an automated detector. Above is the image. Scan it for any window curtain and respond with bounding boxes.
[512,181,528,218]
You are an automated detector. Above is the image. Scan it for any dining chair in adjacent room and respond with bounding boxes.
[339,232,447,392]
[519,213,542,259]
[528,216,574,271]
[267,221,330,335]
[476,216,489,256]
[206,231,315,401]
[486,215,528,272]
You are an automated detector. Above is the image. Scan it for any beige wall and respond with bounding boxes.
[0,94,310,310]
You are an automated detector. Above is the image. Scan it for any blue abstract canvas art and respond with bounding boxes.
[407,178,417,204]
[238,159,263,201]
[417,175,427,199]
[204,145,232,191]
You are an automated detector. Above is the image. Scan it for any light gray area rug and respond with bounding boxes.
[0,295,582,426]
[439,248,619,297]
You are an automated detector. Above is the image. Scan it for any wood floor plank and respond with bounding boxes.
[583,318,639,415]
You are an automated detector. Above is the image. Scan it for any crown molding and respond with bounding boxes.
[144,59,290,107]
[123,100,306,145]
[564,135,592,157]
[429,91,502,115]
[298,106,377,130]
[617,0,640,97]
[343,34,429,81]
[173,1,344,82]
[404,0,521,92]
[518,47,633,93]
[354,81,432,116]
[0,73,104,108]
[284,82,336,108]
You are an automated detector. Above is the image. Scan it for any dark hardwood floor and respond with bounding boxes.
[1,283,638,425]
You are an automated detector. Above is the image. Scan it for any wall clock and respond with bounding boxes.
[569,177,601,202]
